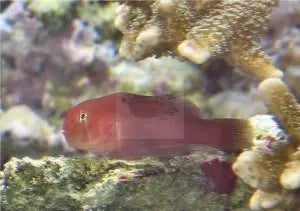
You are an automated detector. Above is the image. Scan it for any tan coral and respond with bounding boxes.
[259,78,300,143]
[280,148,300,190]
[249,189,283,210]
[233,78,300,210]
[232,115,289,192]
[233,114,300,210]
[280,159,300,190]
[232,150,283,191]
[249,189,299,210]
[115,0,283,79]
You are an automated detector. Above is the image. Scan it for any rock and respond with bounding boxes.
[0,153,252,210]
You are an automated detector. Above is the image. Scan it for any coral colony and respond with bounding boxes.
[115,0,283,79]
[233,79,300,210]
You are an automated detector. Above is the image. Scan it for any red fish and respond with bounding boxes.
[63,92,253,158]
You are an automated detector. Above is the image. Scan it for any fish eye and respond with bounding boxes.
[79,112,88,122]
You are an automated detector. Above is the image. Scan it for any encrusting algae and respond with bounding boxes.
[233,78,300,210]
[115,0,283,79]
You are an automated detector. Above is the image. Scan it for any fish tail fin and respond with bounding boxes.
[210,119,254,152]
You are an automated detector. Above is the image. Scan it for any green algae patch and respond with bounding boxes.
[1,154,251,210]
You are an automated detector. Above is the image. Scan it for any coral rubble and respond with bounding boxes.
[115,0,283,79]
[233,78,300,210]
[0,152,252,210]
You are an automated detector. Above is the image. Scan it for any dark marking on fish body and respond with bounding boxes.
[122,93,178,118]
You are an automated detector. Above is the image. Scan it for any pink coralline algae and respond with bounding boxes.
[200,158,237,194]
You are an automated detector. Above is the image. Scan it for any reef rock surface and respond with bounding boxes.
[0,151,252,211]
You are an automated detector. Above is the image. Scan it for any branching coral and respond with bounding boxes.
[233,78,300,210]
[259,78,300,142]
[115,0,283,79]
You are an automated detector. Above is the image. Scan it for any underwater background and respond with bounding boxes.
[1,0,299,210]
